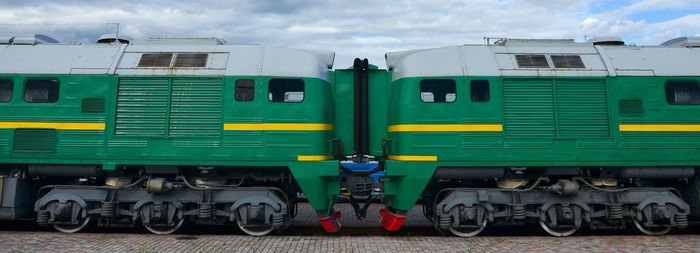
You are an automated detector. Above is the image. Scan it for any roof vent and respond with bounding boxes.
[660,37,700,47]
[140,38,226,45]
[97,33,131,44]
[1,34,59,45]
[588,36,625,46]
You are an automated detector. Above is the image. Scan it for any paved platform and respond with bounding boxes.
[0,203,699,252]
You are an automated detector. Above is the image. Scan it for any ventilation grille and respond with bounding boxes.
[169,78,222,136]
[138,54,173,67]
[515,55,549,68]
[556,79,610,137]
[115,78,169,135]
[173,54,208,67]
[81,98,105,113]
[504,79,610,137]
[551,55,585,68]
[619,100,643,115]
[504,79,555,136]
[13,128,56,152]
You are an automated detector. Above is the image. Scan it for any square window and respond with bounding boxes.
[420,79,456,103]
[25,79,59,103]
[0,79,12,102]
[235,79,255,102]
[666,81,700,105]
[470,80,490,102]
[268,78,304,102]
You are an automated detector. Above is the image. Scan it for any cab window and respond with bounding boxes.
[0,79,12,102]
[268,78,304,102]
[420,79,456,103]
[235,79,255,102]
[470,80,490,102]
[666,81,700,105]
[25,79,59,103]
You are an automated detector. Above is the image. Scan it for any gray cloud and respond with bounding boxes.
[0,0,697,68]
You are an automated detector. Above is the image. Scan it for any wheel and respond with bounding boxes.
[144,218,184,235]
[633,218,672,236]
[447,214,487,237]
[53,216,91,233]
[140,202,184,235]
[539,219,578,237]
[235,212,275,236]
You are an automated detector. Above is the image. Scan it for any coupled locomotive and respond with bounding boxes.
[0,34,699,237]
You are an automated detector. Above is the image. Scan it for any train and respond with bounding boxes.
[0,33,699,237]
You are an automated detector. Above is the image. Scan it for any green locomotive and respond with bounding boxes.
[380,37,700,236]
[0,34,699,237]
[0,35,339,235]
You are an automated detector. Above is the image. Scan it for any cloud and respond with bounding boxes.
[0,0,697,68]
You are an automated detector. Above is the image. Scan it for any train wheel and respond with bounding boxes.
[235,212,275,236]
[53,216,91,233]
[633,218,671,236]
[538,219,578,237]
[447,214,487,237]
[144,218,184,235]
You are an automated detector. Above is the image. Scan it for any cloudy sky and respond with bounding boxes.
[0,0,698,68]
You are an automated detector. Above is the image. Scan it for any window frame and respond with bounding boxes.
[267,78,305,103]
[0,78,13,103]
[24,78,60,103]
[419,78,457,103]
[234,79,256,102]
[665,80,700,105]
[469,80,490,102]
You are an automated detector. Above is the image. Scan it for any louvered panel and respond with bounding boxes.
[169,78,223,136]
[556,80,610,137]
[13,129,56,152]
[503,79,555,136]
[115,78,169,136]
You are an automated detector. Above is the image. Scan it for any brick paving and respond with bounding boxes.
[0,203,699,252]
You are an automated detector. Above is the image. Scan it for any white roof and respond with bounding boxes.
[386,37,700,80]
[0,38,334,82]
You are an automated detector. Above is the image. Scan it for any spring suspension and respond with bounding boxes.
[198,203,213,219]
[608,205,623,219]
[675,214,688,228]
[101,202,116,217]
[512,205,526,220]
[36,210,49,225]
[438,215,451,230]
[272,213,286,227]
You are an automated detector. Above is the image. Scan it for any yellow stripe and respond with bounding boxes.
[387,155,438,161]
[388,124,502,132]
[619,124,700,132]
[224,123,334,131]
[0,122,105,130]
[297,155,335,161]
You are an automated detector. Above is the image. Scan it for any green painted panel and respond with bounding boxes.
[115,78,169,136]
[13,128,56,153]
[503,78,555,137]
[169,78,222,136]
[556,79,610,137]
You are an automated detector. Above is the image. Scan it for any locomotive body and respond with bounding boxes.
[0,35,339,235]
[1,33,700,237]
[382,37,700,236]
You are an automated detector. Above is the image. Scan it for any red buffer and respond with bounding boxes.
[318,211,342,232]
[379,209,407,231]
